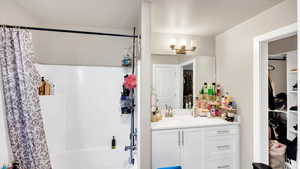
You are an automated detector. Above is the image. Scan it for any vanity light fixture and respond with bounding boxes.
[169,38,197,55]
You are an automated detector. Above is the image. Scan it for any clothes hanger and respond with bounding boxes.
[268,64,275,71]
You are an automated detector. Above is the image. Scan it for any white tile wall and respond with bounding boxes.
[36,64,133,169]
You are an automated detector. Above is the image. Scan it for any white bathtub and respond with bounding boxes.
[49,147,136,169]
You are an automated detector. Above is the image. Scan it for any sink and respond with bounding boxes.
[151,113,238,130]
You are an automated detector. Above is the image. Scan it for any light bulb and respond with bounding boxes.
[191,40,196,47]
[179,39,187,47]
[169,38,176,46]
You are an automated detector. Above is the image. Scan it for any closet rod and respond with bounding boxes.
[0,24,138,38]
[268,58,286,61]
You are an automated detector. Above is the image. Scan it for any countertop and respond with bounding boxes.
[151,114,240,131]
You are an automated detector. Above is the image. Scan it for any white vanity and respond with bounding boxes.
[152,114,240,169]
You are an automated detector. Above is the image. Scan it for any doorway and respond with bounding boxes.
[253,23,298,167]
[179,59,196,109]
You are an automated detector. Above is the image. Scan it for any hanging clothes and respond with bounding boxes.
[183,70,193,96]
[286,137,297,161]
[269,78,276,110]
[0,27,52,169]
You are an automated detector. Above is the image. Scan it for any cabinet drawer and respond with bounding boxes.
[205,156,234,169]
[204,136,237,156]
[204,126,238,137]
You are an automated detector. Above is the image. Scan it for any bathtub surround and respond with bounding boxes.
[0,28,52,169]
[37,65,134,169]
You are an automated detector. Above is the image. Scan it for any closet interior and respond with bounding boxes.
[268,35,298,169]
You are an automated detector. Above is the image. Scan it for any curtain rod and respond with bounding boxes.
[1,24,138,38]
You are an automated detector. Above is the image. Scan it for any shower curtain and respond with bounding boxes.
[0,27,52,169]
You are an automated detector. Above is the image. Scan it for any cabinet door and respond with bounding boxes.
[182,128,203,169]
[152,129,181,169]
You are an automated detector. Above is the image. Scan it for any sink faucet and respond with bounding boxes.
[165,104,174,117]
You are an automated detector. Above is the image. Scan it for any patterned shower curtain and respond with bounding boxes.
[0,27,52,169]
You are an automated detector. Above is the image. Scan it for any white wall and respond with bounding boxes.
[151,32,215,56]
[215,0,297,169]
[139,1,152,169]
[32,26,134,67]
[37,64,132,169]
[0,0,38,26]
[152,54,180,64]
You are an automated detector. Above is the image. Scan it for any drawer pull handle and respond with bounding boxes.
[218,165,230,169]
[217,145,230,149]
[216,130,230,134]
[182,131,184,146]
[178,130,181,147]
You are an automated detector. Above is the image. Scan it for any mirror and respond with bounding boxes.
[152,54,216,110]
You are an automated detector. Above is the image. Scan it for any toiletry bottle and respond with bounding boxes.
[52,84,56,95]
[112,136,116,149]
[221,96,225,106]
[151,111,157,122]
[216,84,221,97]
[200,85,204,99]
[39,77,46,95]
[208,84,213,101]
[212,83,216,101]
[203,82,208,100]
[50,82,55,95]
[44,79,51,95]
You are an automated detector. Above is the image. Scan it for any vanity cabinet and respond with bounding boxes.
[152,125,240,169]
[152,129,181,169]
[182,128,203,169]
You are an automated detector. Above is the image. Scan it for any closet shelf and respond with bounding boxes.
[289,110,298,114]
[289,129,298,134]
[288,71,298,74]
[288,90,298,94]
[268,109,287,114]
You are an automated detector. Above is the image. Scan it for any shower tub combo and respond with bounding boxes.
[37,64,137,169]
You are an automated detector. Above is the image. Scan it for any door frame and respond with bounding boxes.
[179,59,196,108]
[152,64,181,108]
[253,23,298,164]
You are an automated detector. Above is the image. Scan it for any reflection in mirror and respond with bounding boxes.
[182,63,193,109]
[152,54,215,111]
